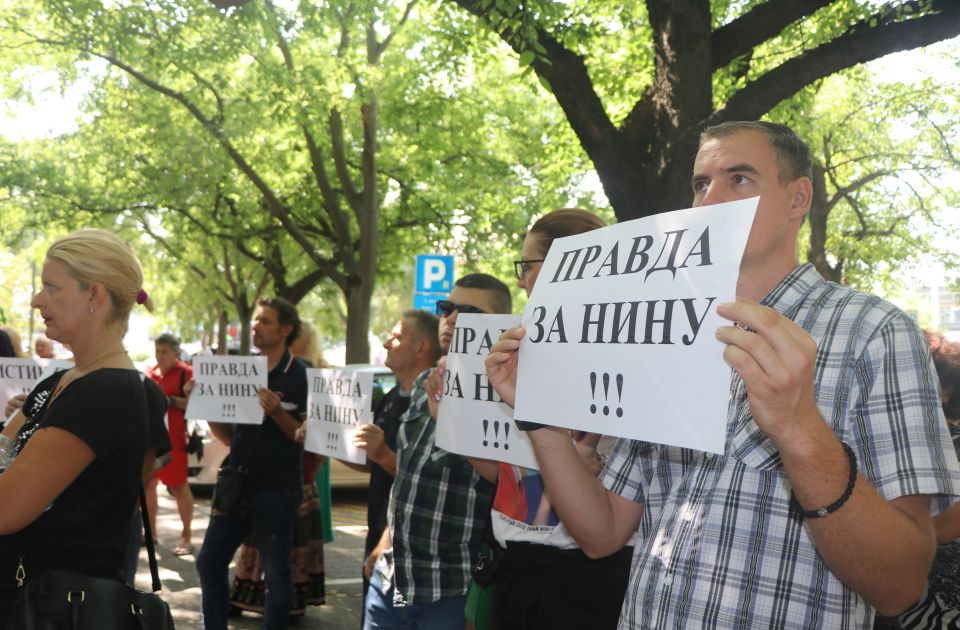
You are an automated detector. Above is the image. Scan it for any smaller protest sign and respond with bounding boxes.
[39,359,74,381]
[0,358,48,421]
[304,368,373,465]
[435,314,538,469]
[185,355,268,424]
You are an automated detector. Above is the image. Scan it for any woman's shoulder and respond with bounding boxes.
[68,368,147,405]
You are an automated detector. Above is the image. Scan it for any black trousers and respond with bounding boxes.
[489,541,633,630]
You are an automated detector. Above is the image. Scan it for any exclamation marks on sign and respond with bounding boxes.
[589,372,624,417]
[589,372,598,414]
[222,403,236,418]
[326,432,340,450]
[614,373,623,418]
[481,419,510,450]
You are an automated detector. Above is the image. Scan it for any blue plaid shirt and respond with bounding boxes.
[388,370,495,605]
[603,264,960,629]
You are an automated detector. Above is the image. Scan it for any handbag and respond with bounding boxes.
[472,539,503,587]
[6,486,175,630]
[210,463,247,516]
[185,425,203,459]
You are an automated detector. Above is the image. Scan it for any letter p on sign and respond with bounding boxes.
[415,254,454,293]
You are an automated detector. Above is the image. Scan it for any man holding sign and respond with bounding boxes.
[487,122,960,628]
[353,311,440,610]
[364,274,511,629]
[197,297,308,630]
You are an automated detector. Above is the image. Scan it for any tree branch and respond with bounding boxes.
[712,0,834,70]
[445,0,621,159]
[714,0,960,123]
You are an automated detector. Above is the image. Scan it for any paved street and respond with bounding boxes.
[135,488,368,629]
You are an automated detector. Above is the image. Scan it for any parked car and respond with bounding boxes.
[187,364,396,490]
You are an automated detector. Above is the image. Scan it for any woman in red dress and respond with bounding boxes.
[145,333,195,555]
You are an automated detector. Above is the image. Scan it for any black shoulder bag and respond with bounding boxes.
[6,484,175,630]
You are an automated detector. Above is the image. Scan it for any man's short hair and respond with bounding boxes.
[402,309,442,363]
[256,296,301,348]
[455,273,512,315]
[154,332,181,352]
[700,121,813,183]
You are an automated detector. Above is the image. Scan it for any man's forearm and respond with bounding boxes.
[778,419,936,615]
[370,448,397,477]
[268,407,302,442]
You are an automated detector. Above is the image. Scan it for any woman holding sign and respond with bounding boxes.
[470,209,633,630]
[0,228,152,624]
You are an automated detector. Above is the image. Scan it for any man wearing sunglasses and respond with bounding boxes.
[363,273,512,629]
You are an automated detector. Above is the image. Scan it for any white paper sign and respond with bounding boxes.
[435,314,538,469]
[40,359,75,380]
[185,355,268,424]
[514,199,757,454]
[0,358,47,419]
[304,368,372,465]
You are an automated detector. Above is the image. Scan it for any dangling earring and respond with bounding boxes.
[88,306,95,315]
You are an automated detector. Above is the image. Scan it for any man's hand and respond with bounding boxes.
[294,425,307,445]
[572,431,603,476]
[353,424,386,459]
[424,357,446,421]
[258,388,284,415]
[365,528,392,580]
[485,327,524,408]
[183,378,195,395]
[715,298,821,445]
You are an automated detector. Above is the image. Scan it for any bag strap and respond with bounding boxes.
[179,366,186,397]
[139,483,162,593]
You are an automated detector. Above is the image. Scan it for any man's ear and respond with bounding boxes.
[790,177,813,219]
[280,323,294,341]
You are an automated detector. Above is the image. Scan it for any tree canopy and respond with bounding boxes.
[444,0,960,220]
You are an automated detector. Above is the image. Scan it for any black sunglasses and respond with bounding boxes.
[514,259,546,280]
[435,300,486,317]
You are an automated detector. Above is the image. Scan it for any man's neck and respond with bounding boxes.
[258,344,287,371]
[737,259,800,302]
[396,364,432,393]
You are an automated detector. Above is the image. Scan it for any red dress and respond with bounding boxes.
[146,360,192,487]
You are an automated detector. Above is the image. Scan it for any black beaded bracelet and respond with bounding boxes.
[791,441,858,519]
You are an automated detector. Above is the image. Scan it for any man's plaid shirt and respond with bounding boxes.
[603,264,960,629]
[388,370,495,605]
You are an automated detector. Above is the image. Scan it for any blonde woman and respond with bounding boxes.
[0,229,152,624]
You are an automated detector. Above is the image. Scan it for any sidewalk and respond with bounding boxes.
[137,490,368,628]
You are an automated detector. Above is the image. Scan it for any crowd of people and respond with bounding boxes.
[0,121,958,630]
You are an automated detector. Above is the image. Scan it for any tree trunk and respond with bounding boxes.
[236,301,254,356]
[216,309,228,355]
[806,163,842,283]
[345,285,372,364]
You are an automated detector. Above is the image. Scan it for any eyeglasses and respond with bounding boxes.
[435,300,486,318]
[514,259,545,280]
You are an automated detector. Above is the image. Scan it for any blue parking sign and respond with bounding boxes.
[413,293,444,314]
[415,255,454,293]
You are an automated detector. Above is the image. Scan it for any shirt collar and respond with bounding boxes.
[269,350,295,376]
[759,263,825,319]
